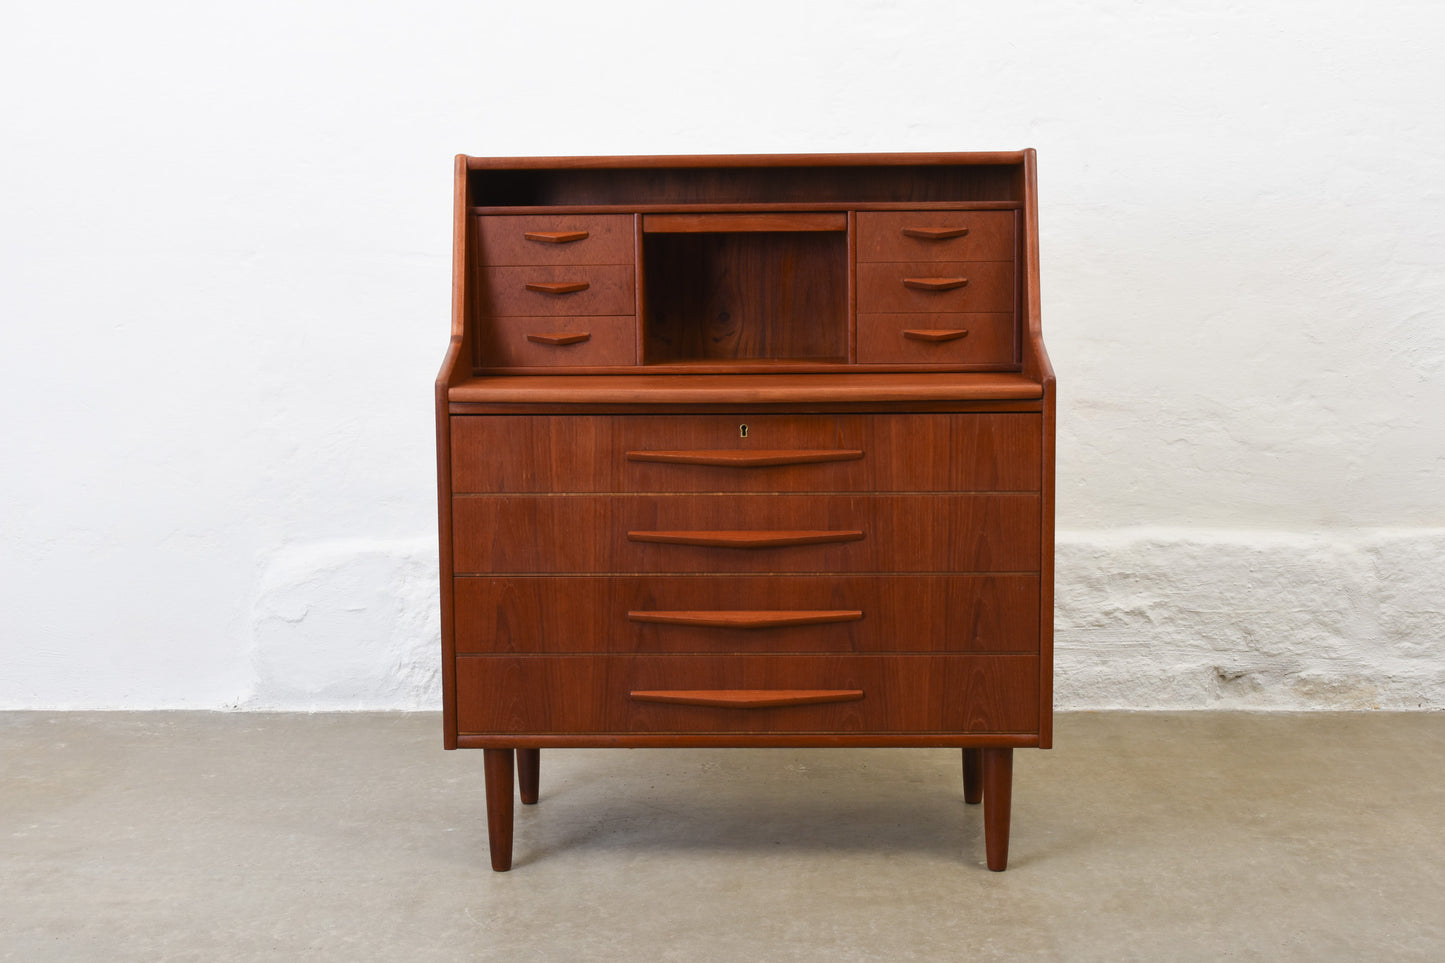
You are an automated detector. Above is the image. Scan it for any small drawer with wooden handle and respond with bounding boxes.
[856,313,1016,365]
[473,214,635,266]
[477,316,636,367]
[856,261,1015,314]
[479,264,635,317]
[455,654,1040,734]
[856,211,1016,263]
[453,574,1041,654]
[450,493,1042,574]
[451,413,1042,493]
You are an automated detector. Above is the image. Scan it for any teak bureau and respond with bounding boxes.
[436,152,1055,871]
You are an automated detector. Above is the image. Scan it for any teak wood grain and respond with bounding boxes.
[450,413,1042,493]
[454,655,1040,734]
[438,150,1054,873]
[452,574,1041,654]
[643,231,847,362]
[474,214,634,266]
[856,211,1015,263]
[856,261,1016,314]
[476,316,635,367]
[448,372,1044,404]
[856,313,1016,365]
[642,212,847,233]
[450,493,1042,574]
[478,264,634,317]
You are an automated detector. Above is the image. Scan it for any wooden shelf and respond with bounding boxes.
[449,372,1044,404]
[471,201,1024,215]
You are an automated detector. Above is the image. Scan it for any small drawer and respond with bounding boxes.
[856,261,1015,314]
[477,316,636,367]
[857,313,1015,365]
[473,214,634,266]
[479,264,635,317]
[451,413,1042,494]
[454,654,1040,735]
[856,211,1015,263]
[450,493,1042,574]
[453,574,1041,654]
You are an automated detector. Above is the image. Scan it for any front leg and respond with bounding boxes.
[483,748,515,871]
[982,748,1013,871]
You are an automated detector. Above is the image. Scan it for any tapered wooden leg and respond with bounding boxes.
[982,748,1013,871]
[483,748,514,872]
[517,748,540,805]
[961,748,983,805]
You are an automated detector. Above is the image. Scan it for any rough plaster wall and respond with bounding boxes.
[2,1,1442,709]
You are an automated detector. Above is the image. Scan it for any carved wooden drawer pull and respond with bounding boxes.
[523,230,589,244]
[902,328,970,343]
[625,449,863,467]
[629,689,865,709]
[627,610,864,628]
[526,332,591,345]
[902,277,968,291]
[901,226,969,240]
[525,280,590,294]
[627,530,864,548]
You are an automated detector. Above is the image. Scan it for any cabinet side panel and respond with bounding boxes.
[436,155,473,749]
[1021,149,1054,748]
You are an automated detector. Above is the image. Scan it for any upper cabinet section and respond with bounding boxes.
[449,153,1042,381]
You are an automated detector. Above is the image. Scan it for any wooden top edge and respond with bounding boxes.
[449,373,1045,404]
[462,151,1030,171]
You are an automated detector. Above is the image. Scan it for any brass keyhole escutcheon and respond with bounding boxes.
[739,424,749,438]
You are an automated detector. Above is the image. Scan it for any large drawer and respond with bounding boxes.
[451,493,1041,574]
[453,575,1040,654]
[473,214,634,266]
[478,264,635,317]
[455,654,1040,734]
[450,413,1042,493]
[856,261,1015,314]
[856,211,1015,263]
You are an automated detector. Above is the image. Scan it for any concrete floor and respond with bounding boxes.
[1,713,1441,961]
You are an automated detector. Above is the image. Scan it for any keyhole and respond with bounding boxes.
[739,424,749,438]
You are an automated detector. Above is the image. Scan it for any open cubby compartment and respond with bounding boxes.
[467,162,1023,208]
[641,213,848,365]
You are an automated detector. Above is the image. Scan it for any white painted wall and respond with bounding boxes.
[2,1,1441,710]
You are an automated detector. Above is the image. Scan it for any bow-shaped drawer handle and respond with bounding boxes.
[629,689,864,708]
[628,530,863,549]
[525,280,590,294]
[625,449,862,467]
[902,328,969,343]
[901,226,969,240]
[526,332,591,345]
[523,230,589,244]
[902,277,968,291]
[627,610,863,628]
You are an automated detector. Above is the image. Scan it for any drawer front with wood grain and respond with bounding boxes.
[478,264,635,317]
[455,654,1040,734]
[450,413,1042,493]
[451,493,1041,574]
[856,261,1015,314]
[856,211,1016,263]
[473,214,635,266]
[453,574,1040,654]
[856,313,1016,365]
[476,316,636,367]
